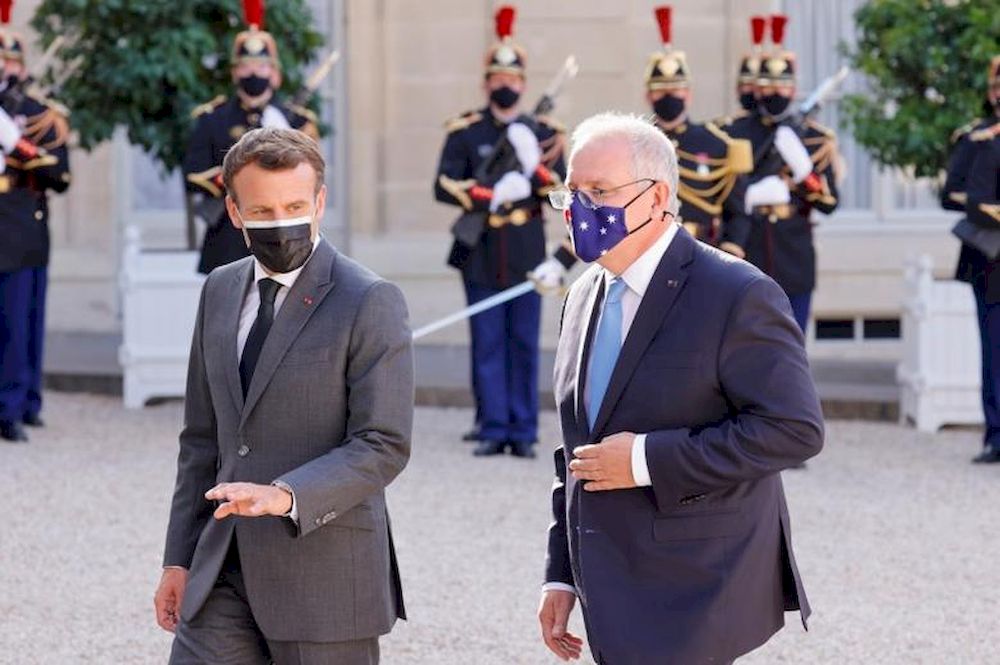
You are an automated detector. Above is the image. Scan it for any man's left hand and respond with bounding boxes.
[205,482,292,519]
[569,432,636,492]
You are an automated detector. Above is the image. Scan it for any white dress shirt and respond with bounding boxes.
[237,235,321,523]
[543,222,679,596]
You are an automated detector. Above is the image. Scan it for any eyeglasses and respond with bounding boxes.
[548,179,656,211]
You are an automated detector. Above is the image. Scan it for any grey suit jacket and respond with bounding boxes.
[547,228,824,664]
[163,239,413,643]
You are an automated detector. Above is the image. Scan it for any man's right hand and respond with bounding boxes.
[154,567,188,633]
[538,589,583,661]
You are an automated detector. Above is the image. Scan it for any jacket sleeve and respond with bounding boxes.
[434,129,492,212]
[643,276,824,512]
[966,138,1000,227]
[13,102,71,193]
[276,281,414,538]
[941,128,976,211]
[163,281,219,568]
[545,446,574,585]
[183,113,223,197]
[795,127,840,215]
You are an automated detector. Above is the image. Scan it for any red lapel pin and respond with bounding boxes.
[303,296,314,306]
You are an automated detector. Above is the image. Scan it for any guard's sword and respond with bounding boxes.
[412,281,537,340]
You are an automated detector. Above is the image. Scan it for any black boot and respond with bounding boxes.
[509,441,537,459]
[461,428,481,443]
[972,447,1000,464]
[472,440,506,457]
[1,421,29,443]
[23,413,44,427]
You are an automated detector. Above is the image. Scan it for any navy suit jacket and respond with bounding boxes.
[547,227,824,664]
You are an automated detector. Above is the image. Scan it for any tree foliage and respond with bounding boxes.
[31,0,325,172]
[841,0,999,178]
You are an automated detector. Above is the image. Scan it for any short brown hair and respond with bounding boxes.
[222,127,325,203]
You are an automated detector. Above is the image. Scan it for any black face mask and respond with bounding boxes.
[739,91,756,111]
[243,222,314,274]
[489,86,520,110]
[652,94,686,123]
[759,93,792,119]
[239,74,271,98]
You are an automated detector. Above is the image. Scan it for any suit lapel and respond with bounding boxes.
[573,269,605,443]
[224,261,254,414]
[590,229,696,439]
[239,240,338,428]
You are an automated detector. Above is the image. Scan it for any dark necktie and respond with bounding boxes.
[240,278,281,397]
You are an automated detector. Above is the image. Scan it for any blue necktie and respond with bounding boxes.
[587,278,627,431]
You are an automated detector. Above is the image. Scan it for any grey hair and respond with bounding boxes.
[568,112,680,218]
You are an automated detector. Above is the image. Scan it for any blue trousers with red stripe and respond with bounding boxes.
[0,266,47,425]
[464,279,541,444]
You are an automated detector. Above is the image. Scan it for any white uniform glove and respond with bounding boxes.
[261,105,292,129]
[529,257,567,293]
[0,107,23,154]
[744,175,791,213]
[490,171,532,212]
[506,122,542,175]
[774,126,813,183]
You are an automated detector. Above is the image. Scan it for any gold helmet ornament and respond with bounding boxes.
[644,6,690,91]
[0,0,25,63]
[757,14,796,87]
[485,5,526,77]
[737,16,766,86]
[232,0,280,69]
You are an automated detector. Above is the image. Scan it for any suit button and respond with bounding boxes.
[237,445,250,457]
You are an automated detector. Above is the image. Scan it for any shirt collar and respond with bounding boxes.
[253,234,322,290]
[604,221,679,299]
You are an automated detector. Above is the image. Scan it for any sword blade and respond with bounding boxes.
[412,281,536,340]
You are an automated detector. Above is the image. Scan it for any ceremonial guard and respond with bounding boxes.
[719,14,841,332]
[183,0,319,275]
[943,55,1000,464]
[0,5,72,442]
[433,5,572,458]
[644,6,751,245]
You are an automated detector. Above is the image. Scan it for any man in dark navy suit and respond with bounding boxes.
[537,112,823,664]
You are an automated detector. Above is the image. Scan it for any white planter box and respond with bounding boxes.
[118,226,204,408]
[897,255,983,432]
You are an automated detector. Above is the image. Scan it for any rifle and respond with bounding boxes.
[752,66,850,178]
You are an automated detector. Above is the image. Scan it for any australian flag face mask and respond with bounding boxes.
[565,180,657,263]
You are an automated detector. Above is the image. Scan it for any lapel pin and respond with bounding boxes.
[303,296,314,306]
[667,279,679,288]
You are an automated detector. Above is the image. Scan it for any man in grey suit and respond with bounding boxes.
[536,113,824,664]
[153,127,413,664]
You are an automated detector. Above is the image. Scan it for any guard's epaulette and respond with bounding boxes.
[23,87,69,118]
[190,95,226,119]
[714,109,748,127]
[536,114,567,134]
[704,121,732,142]
[951,118,981,144]
[443,110,481,133]
[970,122,999,142]
[285,102,318,124]
[805,118,836,138]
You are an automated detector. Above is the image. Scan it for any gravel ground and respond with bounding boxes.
[1,392,998,664]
